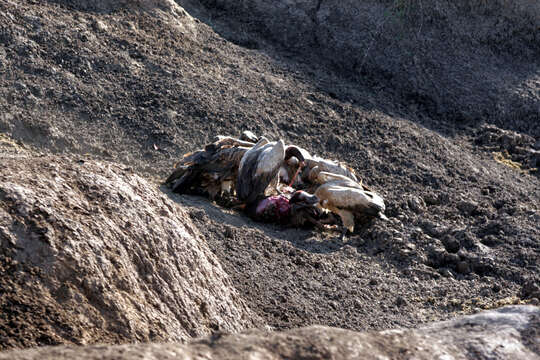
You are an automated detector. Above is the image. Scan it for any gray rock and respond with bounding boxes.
[0,155,260,344]
[407,196,425,214]
[1,306,537,359]
[457,200,479,216]
[419,220,448,238]
[442,235,461,253]
[424,193,440,206]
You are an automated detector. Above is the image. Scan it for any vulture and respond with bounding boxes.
[276,146,358,189]
[302,155,358,184]
[236,138,305,204]
[164,136,254,199]
[313,170,387,238]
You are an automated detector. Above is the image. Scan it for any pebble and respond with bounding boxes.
[396,296,407,307]
[408,196,425,214]
[443,253,460,265]
[424,193,440,205]
[457,200,478,216]
[93,20,108,32]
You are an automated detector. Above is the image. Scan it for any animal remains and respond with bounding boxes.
[165,132,387,237]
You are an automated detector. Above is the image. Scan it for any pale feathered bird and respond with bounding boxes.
[313,171,387,238]
[278,147,358,189]
[236,138,305,204]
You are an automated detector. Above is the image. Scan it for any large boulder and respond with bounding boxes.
[0,305,538,359]
[0,153,261,349]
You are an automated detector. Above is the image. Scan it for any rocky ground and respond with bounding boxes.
[0,0,539,357]
[1,306,539,360]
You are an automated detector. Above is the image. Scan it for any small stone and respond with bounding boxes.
[443,253,460,265]
[457,200,478,216]
[396,296,407,307]
[368,278,378,286]
[521,280,540,299]
[408,196,425,214]
[480,235,502,247]
[419,220,448,238]
[424,193,440,206]
[224,226,235,239]
[93,20,108,32]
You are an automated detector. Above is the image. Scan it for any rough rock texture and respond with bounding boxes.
[48,0,191,16]
[0,306,538,359]
[0,151,260,348]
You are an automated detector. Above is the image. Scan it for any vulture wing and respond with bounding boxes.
[166,145,249,195]
[304,157,358,183]
[237,139,285,203]
[313,171,362,188]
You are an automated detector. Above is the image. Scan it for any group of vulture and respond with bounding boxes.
[164,131,387,238]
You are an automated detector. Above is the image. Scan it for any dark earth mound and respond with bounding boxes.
[0,144,260,349]
[0,0,539,354]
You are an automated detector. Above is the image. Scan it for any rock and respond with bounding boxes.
[457,200,479,216]
[395,296,407,307]
[441,235,461,253]
[0,155,260,346]
[426,244,446,268]
[419,220,448,238]
[443,253,460,265]
[1,306,537,360]
[92,20,108,32]
[481,235,503,247]
[407,196,425,214]
[423,193,440,206]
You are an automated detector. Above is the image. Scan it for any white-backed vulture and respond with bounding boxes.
[236,138,305,204]
[314,171,387,238]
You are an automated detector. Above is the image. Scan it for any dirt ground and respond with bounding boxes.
[0,0,539,351]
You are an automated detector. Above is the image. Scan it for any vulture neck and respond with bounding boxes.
[284,146,305,162]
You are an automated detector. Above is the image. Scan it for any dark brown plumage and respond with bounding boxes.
[164,137,252,199]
